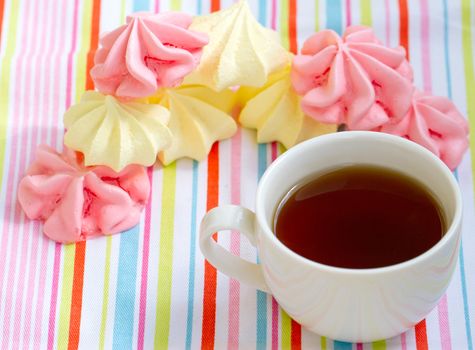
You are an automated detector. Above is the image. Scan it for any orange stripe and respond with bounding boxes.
[398,0,409,59]
[67,1,101,348]
[415,320,429,350]
[211,0,220,13]
[288,0,298,54]
[291,320,302,350]
[67,242,86,350]
[85,0,101,90]
[201,142,220,350]
[0,0,5,43]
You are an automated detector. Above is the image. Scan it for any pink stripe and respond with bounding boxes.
[0,0,37,344]
[385,0,391,46]
[47,244,62,350]
[271,0,277,30]
[33,233,50,345]
[271,142,278,162]
[19,0,61,344]
[356,343,363,350]
[401,332,407,350]
[155,0,160,13]
[227,129,242,349]
[43,1,81,347]
[419,3,452,346]
[345,0,351,26]
[271,297,279,350]
[438,295,452,350]
[137,167,154,350]
[64,0,81,112]
[420,0,432,92]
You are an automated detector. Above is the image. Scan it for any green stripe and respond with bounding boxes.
[315,0,320,31]
[373,340,386,350]
[321,336,327,349]
[154,163,177,349]
[360,0,372,26]
[461,0,475,188]
[99,236,113,350]
[0,0,21,188]
[57,245,76,349]
[121,0,127,23]
[360,2,386,348]
[280,310,292,349]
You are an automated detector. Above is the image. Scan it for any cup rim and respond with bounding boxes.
[256,131,463,275]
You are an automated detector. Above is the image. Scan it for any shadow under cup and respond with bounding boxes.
[255,131,462,342]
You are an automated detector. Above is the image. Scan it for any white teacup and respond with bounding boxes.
[199,131,462,343]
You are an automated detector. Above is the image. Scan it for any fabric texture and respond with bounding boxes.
[0,0,474,349]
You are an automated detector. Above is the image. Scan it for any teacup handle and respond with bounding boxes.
[200,205,270,293]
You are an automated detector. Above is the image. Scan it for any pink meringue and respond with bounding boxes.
[291,26,413,130]
[18,146,150,243]
[91,12,209,98]
[379,90,469,170]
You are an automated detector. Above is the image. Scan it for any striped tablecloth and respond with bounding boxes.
[0,0,474,349]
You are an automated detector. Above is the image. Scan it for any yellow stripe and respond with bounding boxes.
[99,236,113,350]
[0,0,21,188]
[56,245,76,349]
[154,163,177,349]
[170,0,181,11]
[74,0,93,104]
[280,310,292,349]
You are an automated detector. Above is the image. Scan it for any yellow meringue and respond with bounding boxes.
[151,85,237,165]
[239,67,337,149]
[184,0,290,91]
[64,91,172,172]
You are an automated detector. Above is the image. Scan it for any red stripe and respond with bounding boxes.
[415,320,429,350]
[398,0,409,59]
[67,1,101,348]
[85,0,101,90]
[211,0,220,13]
[291,320,301,350]
[0,0,5,43]
[201,142,220,350]
[288,0,298,54]
[67,242,86,350]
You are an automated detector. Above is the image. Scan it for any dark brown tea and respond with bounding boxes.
[274,165,445,269]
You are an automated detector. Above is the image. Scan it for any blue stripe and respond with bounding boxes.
[133,0,150,11]
[443,2,473,348]
[258,0,267,26]
[458,242,473,350]
[255,3,269,348]
[326,0,342,34]
[334,341,353,350]
[112,225,140,349]
[256,143,268,349]
[186,161,199,350]
[197,0,202,15]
